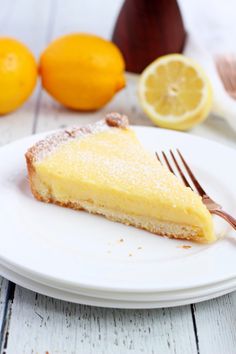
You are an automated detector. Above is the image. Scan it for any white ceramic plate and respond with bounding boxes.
[0,262,236,308]
[0,127,235,297]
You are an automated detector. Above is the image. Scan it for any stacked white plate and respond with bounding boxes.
[0,127,235,308]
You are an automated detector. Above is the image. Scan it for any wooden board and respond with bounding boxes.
[5,287,198,354]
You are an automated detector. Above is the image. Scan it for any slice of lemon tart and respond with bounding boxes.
[25,113,215,243]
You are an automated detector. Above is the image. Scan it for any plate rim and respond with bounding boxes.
[0,261,236,309]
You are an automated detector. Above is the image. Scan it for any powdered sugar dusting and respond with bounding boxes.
[26,121,105,163]
[25,113,129,163]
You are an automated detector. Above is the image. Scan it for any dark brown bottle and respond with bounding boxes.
[112,0,186,73]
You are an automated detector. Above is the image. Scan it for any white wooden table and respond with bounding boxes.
[0,0,236,352]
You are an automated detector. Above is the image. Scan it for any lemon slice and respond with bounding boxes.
[138,54,212,130]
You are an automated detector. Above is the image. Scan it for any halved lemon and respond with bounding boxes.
[138,54,212,130]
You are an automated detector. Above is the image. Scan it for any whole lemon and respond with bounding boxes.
[39,33,125,110]
[0,38,37,115]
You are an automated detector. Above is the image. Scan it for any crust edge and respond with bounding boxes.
[25,112,129,164]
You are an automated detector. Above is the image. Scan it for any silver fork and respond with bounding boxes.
[155,149,236,230]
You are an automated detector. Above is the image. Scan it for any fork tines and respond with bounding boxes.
[156,150,197,192]
[155,149,236,228]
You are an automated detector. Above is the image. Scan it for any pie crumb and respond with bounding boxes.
[181,245,192,249]
[128,253,132,257]
[137,246,142,250]
[118,238,124,243]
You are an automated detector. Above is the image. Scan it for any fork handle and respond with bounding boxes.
[212,209,236,230]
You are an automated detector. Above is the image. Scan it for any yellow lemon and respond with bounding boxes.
[0,37,37,115]
[39,33,125,111]
[138,54,212,130]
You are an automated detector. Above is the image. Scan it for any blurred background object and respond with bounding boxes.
[0,37,37,115]
[112,0,186,73]
[0,0,236,133]
[216,55,236,100]
[39,33,125,111]
[1,0,235,59]
[111,0,236,129]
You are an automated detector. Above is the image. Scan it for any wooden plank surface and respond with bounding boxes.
[0,0,236,353]
[5,287,198,354]
[194,292,236,354]
[0,280,12,346]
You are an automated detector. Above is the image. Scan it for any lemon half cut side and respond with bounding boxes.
[138,54,213,131]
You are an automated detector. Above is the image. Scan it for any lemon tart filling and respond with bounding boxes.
[26,113,215,243]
